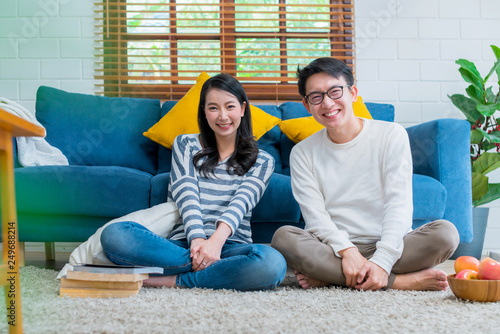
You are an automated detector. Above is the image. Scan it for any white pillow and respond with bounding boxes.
[57,202,180,278]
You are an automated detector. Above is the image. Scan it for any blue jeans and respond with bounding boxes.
[100,222,287,291]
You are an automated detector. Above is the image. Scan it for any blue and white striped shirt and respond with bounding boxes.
[167,134,275,245]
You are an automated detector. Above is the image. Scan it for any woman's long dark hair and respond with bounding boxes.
[193,73,259,177]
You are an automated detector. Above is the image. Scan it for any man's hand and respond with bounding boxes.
[355,261,389,291]
[338,247,367,288]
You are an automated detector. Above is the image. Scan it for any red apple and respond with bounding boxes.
[477,257,500,280]
[454,256,480,274]
[455,269,478,280]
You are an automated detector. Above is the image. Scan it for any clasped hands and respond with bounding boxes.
[339,247,389,291]
[190,237,223,272]
[190,222,232,272]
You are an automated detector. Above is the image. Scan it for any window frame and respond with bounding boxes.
[95,0,355,101]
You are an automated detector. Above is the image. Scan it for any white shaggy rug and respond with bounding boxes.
[1,266,499,333]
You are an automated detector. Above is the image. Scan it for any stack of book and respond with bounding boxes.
[59,264,163,298]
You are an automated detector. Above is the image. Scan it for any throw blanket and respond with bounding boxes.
[0,97,68,166]
[57,201,180,279]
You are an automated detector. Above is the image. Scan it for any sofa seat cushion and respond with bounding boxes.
[15,166,152,217]
[150,172,171,206]
[412,173,447,222]
[150,172,300,225]
[17,213,112,242]
[252,173,300,224]
[36,86,161,174]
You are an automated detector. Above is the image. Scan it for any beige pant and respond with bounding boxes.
[271,220,459,288]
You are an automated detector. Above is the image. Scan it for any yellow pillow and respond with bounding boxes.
[279,96,373,144]
[144,72,281,149]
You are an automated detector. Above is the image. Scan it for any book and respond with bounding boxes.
[59,264,162,298]
[72,263,163,275]
[60,270,148,298]
[65,270,149,282]
[59,287,141,298]
[60,277,143,290]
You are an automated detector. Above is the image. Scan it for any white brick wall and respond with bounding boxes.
[355,0,500,256]
[0,0,94,112]
[0,0,499,256]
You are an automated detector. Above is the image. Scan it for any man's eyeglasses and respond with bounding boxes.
[305,85,351,105]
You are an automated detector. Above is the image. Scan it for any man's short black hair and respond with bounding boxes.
[297,57,354,98]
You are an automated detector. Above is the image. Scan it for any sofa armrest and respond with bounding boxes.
[406,119,473,243]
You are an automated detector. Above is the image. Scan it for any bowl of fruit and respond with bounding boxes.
[447,256,500,302]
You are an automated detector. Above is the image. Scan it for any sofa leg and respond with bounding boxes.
[18,242,25,267]
[45,242,55,261]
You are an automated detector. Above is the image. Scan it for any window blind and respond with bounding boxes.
[94,0,355,101]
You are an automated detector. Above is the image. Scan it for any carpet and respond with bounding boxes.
[1,266,499,334]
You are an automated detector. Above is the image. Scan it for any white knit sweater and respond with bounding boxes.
[290,119,413,274]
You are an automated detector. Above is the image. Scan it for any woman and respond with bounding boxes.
[100,74,287,291]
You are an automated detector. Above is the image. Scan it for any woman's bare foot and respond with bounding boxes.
[391,268,448,291]
[143,275,177,288]
[294,270,330,289]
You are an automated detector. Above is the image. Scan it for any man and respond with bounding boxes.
[271,57,459,291]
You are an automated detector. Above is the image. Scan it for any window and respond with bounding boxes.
[94,0,354,101]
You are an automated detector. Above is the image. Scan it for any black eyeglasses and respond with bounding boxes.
[305,85,351,105]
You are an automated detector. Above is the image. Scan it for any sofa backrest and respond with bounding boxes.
[278,101,395,175]
[33,86,395,177]
[36,86,161,175]
[160,100,394,176]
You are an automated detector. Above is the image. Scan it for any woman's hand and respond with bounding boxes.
[190,222,232,272]
[338,247,368,288]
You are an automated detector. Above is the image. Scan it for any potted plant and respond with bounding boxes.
[448,44,500,258]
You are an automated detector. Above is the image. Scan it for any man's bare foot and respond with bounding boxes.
[294,270,330,289]
[391,268,448,291]
[143,275,177,288]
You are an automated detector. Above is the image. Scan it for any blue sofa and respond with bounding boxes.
[10,86,473,251]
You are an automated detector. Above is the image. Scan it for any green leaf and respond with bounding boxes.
[456,59,484,90]
[471,129,484,144]
[473,182,500,206]
[466,84,484,103]
[448,94,481,123]
[476,103,500,117]
[485,87,496,103]
[492,45,500,59]
[472,172,489,201]
[472,152,500,174]
[482,141,496,152]
[484,56,500,83]
[476,128,500,144]
[459,68,484,92]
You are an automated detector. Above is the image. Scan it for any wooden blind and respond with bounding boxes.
[94,0,355,101]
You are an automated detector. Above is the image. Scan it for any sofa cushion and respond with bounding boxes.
[150,172,171,206]
[252,173,301,224]
[412,173,447,223]
[15,166,152,217]
[17,213,112,242]
[150,172,299,225]
[144,72,210,150]
[36,86,160,174]
[255,105,283,174]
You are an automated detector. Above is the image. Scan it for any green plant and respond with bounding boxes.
[449,45,500,206]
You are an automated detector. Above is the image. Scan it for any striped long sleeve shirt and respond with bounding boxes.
[167,134,275,245]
